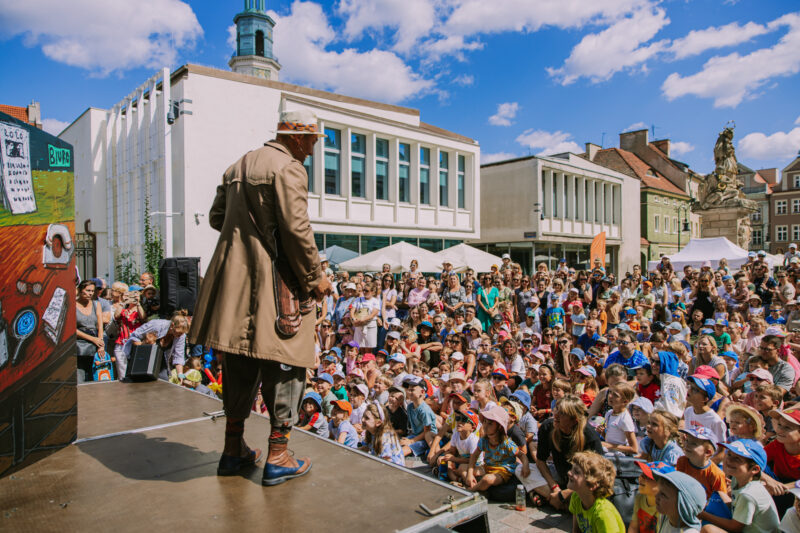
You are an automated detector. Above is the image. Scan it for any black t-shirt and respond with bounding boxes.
[536,417,603,485]
[389,405,408,437]
[508,424,527,451]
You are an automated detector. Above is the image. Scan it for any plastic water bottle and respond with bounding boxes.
[515,484,526,511]
[438,459,448,481]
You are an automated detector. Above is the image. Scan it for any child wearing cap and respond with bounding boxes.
[763,407,800,516]
[361,402,405,467]
[653,470,707,533]
[631,461,674,533]
[570,303,587,340]
[566,451,625,533]
[676,427,728,501]
[766,305,787,326]
[465,406,530,492]
[313,373,338,418]
[683,377,728,453]
[437,409,480,485]
[328,400,359,448]
[630,396,654,441]
[298,391,330,438]
[386,387,408,437]
[699,439,779,533]
[491,368,513,401]
[724,404,763,443]
[602,383,639,456]
[573,366,599,409]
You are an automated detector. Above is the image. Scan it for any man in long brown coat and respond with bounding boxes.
[189,109,331,486]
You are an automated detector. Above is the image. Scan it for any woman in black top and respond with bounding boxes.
[690,273,717,321]
[533,395,603,509]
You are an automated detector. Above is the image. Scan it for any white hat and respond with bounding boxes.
[319,253,328,262]
[501,253,511,259]
[758,250,767,256]
[450,351,464,361]
[276,109,326,136]
[791,243,797,249]
[345,282,357,290]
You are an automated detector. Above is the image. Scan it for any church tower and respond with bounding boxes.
[229,0,281,80]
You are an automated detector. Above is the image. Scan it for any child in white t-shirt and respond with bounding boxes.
[439,409,481,485]
[602,382,639,455]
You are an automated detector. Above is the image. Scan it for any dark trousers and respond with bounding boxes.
[220,352,305,427]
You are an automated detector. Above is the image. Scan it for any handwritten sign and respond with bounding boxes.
[48,145,71,168]
[0,122,36,214]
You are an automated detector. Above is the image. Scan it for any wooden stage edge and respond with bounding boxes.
[1,380,488,533]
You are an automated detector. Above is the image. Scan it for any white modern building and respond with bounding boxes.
[61,3,480,280]
[474,153,641,273]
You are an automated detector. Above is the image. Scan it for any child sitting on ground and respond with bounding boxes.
[630,396,654,442]
[699,439,780,533]
[361,402,404,466]
[566,451,625,533]
[400,376,438,457]
[753,383,784,439]
[437,409,480,486]
[298,391,329,438]
[653,470,707,533]
[602,383,639,455]
[676,427,728,501]
[684,376,727,463]
[724,403,764,443]
[630,461,674,533]
[465,405,529,493]
[328,400,359,448]
[638,409,683,465]
[634,363,660,403]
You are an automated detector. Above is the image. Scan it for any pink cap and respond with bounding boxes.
[747,368,774,384]
[692,365,719,381]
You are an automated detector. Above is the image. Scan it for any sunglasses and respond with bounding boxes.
[618,340,630,346]
[454,414,470,424]
[401,335,409,339]
[558,340,569,345]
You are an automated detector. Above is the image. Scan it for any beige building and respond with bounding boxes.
[770,154,800,255]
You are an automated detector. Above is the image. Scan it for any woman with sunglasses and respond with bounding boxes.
[690,273,718,322]
[317,320,336,351]
[553,334,573,378]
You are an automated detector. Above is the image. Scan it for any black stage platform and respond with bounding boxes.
[1,381,488,532]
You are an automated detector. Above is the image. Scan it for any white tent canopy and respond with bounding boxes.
[435,243,503,273]
[337,241,458,273]
[646,237,772,271]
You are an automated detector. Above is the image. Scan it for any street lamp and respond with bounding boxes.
[677,203,691,251]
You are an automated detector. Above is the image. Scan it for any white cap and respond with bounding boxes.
[522,328,533,336]
[319,253,328,262]
[345,282,356,290]
[791,243,798,249]
[451,351,464,361]
[502,253,511,259]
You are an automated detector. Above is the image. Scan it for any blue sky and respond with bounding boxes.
[1,0,799,175]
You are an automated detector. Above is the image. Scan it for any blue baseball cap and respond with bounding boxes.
[570,348,586,360]
[720,350,739,362]
[714,318,728,327]
[322,354,337,363]
[313,373,334,385]
[402,375,425,388]
[679,426,719,449]
[635,460,675,480]
[688,376,716,400]
[509,390,531,409]
[330,346,342,358]
[703,318,716,326]
[419,320,434,329]
[387,353,406,364]
[721,439,767,472]
[302,391,323,410]
[626,308,638,315]
[722,275,733,281]
[699,328,714,335]
[128,284,143,291]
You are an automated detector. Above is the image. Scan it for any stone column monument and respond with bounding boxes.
[692,124,757,248]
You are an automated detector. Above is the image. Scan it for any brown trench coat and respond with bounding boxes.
[188,141,321,368]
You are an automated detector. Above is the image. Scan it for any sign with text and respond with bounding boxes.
[0,122,36,214]
[47,145,71,168]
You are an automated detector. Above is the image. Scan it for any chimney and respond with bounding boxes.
[757,168,778,184]
[651,139,670,157]
[27,100,42,129]
[620,128,648,152]
[585,142,601,161]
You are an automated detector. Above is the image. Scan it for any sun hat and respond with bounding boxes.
[768,407,800,427]
[302,391,323,410]
[345,282,357,290]
[449,370,467,383]
[500,398,522,421]
[276,109,326,136]
[725,403,765,440]
[347,368,365,379]
[714,318,729,327]
[351,383,369,398]
[480,405,510,432]
[765,326,786,337]
[747,368,774,384]
[757,250,767,256]
[631,396,654,414]
[509,390,531,410]
[386,331,401,340]
[649,471,706,530]
[502,253,511,259]
[679,426,719,449]
[720,439,767,472]
[635,460,675,480]
[748,251,756,258]
[331,400,353,415]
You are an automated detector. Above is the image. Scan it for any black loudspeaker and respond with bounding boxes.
[126,344,163,381]
[159,257,200,317]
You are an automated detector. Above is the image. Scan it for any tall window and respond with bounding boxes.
[793,199,800,214]
[752,208,762,221]
[777,225,788,241]
[794,174,800,188]
[351,132,365,198]
[575,178,580,220]
[664,215,670,233]
[420,147,430,205]
[552,173,558,218]
[457,155,465,209]
[752,228,763,245]
[584,181,589,220]
[398,142,410,202]
[324,127,341,195]
[563,175,569,219]
[777,200,787,215]
[594,182,600,223]
[673,217,678,233]
[375,138,389,201]
[303,155,314,193]
[439,151,449,207]
[793,225,800,242]
[654,214,659,232]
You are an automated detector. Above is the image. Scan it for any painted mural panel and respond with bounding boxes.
[0,111,77,477]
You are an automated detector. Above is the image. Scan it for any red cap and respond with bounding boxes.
[331,400,352,415]
[450,392,468,404]
[360,353,376,363]
[769,408,800,426]
[691,365,719,381]
[491,368,509,380]
[463,409,480,427]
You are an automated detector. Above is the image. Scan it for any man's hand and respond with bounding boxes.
[314,276,333,301]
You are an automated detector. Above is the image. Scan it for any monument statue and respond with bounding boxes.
[697,124,750,210]
[693,123,758,249]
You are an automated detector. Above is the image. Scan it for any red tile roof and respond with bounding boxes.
[0,104,29,124]
[592,147,688,196]
[641,237,650,246]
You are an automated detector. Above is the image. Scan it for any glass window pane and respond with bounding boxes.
[325,233,359,253]
[324,152,340,195]
[376,160,388,201]
[439,151,448,169]
[399,164,409,202]
[439,170,448,207]
[351,156,365,197]
[392,236,418,246]
[324,128,340,149]
[458,154,465,172]
[361,235,390,254]
[351,133,365,155]
[444,239,462,249]
[419,238,443,252]
[458,173,465,209]
[420,147,430,166]
[304,155,313,193]
[314,233,324,250]
[376,138,389,159]
[420,167,430,205]
[399,142,410,163]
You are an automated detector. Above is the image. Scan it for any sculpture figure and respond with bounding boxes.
[697,124,754,210]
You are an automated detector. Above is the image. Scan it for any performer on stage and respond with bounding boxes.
[189,108,332,486]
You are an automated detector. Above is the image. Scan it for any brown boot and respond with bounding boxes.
[262,441,312,486]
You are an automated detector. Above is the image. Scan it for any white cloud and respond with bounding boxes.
[547,5,669,85]
[795,115,800,125]
[738,127,800,161]
[338,0,436,53]
[623,122,648,132]
[488,102,519,126]
[662,13,800,108]
[227,24,237,52]
[42,118,69,136]
[481,152,518,164]
[268,1,433,103]
[670,141,695,155]
[0,0,202,76]
[515,129,582,156]
[667,21,770,60]
[453,74,474,86]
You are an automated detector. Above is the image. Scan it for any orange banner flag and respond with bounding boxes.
[590,232,606,268]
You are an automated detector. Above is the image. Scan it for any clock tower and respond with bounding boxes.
[229,0,281,80]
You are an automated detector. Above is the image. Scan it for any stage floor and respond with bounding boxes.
[1,381,487,532]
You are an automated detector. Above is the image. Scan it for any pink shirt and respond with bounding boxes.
[407,288,430,307]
